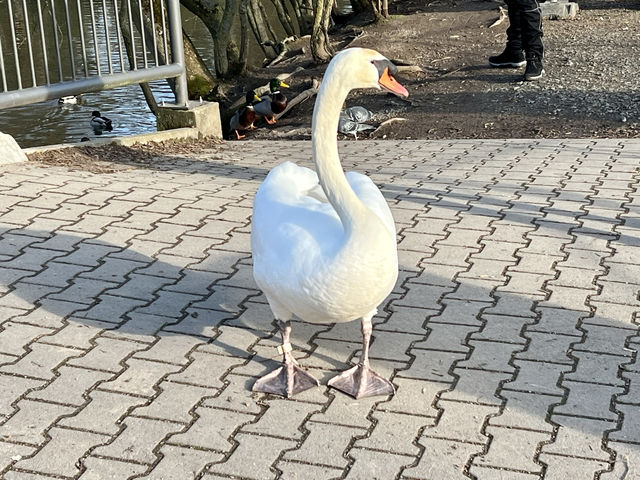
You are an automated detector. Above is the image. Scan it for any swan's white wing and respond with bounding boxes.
[252,161,342,291]
[345,171,395,234]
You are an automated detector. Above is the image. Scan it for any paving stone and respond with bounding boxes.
[277,460,344,479]
[0,440,36,473]
[456,340,519,373]
[0,322,53,356]
[309,392,378,429]
[575,323,636,356]
[283,421,366,468]
[488,390,558,433]
[473,425,548,473]
[98,358,182,397]
[471,315,531,344]
[542,414,614,461]
[503,360,572,397]
[600,441,640,480]
[379,378,447,418]
[134,333,205,365]
[554,380,623,421]
[402,437,480,479]
[207,432,295,478]
[528,307,585,336]
[166,406,254,451]
[139,444,224,480]
[345,448,415,480]
[0,343,82,380]
[13,426,109,477]
[537,454,610,480]
[66,336,148,374]
[440,369,512,406]
[467,465,542,480]
[424,400,497,444]
[608,403,640,443]
[0,399,75,446]
[398,349,465,382]
[515,332,575,365]
[58,390,147,435]
[242,398,318,439]
[79,455,152,479]
[355,411,426,456]
[201,374,263,414]
[132,382,216,423]
[27,365,112,406]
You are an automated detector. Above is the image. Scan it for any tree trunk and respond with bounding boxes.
[180,0,239,78]
[310,0,333,63]
[270,0,296,37]
[248,0,278,60]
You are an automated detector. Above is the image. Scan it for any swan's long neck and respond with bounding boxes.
[312,64,367,233]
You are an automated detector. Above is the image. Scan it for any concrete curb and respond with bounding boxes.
[21,127,201,156]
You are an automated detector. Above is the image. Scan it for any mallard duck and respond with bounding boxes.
[90,111,112,133]
[229,91,261,140]
[251,48,409,399]
[254,78,289,124]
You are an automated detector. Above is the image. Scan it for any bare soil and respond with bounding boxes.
[231,0,640,141]
[27,0,640,167]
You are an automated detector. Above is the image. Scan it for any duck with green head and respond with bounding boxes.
[254,78,289,124]
[229,91,261,140]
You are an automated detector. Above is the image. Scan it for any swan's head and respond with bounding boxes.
[328,48,409,98]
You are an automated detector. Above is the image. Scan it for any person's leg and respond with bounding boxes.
[520,0,544,80]
[489,0,526,68]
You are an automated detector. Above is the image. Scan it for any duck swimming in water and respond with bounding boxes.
[90,111,113,134]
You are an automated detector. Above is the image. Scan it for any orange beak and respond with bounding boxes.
[378,67,409,98]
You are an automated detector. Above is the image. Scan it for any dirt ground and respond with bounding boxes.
[230,0,640,141]
[27,0,640,167]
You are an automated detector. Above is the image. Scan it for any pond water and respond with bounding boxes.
[0,6,215,148]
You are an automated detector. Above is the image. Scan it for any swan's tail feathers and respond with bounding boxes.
[252,362,320,398]
[328,364,395,399]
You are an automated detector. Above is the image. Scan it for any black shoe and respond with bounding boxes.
[524,55,544,81]
[489,49,526,68]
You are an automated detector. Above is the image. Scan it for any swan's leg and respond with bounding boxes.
[252,320,319,398]
[327,316,395,399]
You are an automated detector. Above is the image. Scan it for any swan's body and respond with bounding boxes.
[251,48,409,399]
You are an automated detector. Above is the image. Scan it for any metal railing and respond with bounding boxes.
[0,0,188,109]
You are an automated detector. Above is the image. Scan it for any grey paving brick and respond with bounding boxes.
[77,456,149,479]
[0,399,75,446]
[489,390,557,433]
[0,343,82,380]
[58,390,147,435]
[137,443,224,480]
[355,411,426,456]
[207,433,295,478]
[542,415,614,461]
[66,336,147,373]
[608,403,640,443]
[0,322,53,356]
[98,358,182,397]
[440,369,512,406]
[456,340,519,373]
[283,421,366,468]
[473,425,548,473]
[0,440,36,473]
[277,460,344,480]
[424,400,497,444]
[402,437,480,479]
[12,426,109,477]
[346,449,415,480]
[132,382,216,423]
[397,349,465,382]
[242,398,318,439]
[600,441,640,480]
[538,454,610,480]
[27,365,112,406]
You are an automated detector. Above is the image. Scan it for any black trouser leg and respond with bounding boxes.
[505,0,544,58]
[505,0,523,52]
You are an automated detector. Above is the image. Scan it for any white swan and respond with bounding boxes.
[251,48,409,399]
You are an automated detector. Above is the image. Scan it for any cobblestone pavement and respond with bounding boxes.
[0,139,639,480]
